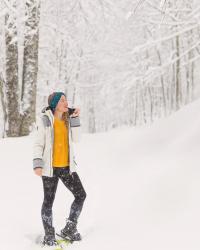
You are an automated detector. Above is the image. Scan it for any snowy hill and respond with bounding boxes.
[1,99,200,250]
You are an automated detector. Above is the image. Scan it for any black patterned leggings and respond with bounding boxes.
[41,167,86,236]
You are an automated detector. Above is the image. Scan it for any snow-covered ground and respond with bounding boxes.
[1,99,200,250]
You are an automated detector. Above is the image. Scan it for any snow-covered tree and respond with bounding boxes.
[20,0,40,135]
[0,0,40,137]
[4,0,21,137]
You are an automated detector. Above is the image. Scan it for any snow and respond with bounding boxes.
[1,98,200,250]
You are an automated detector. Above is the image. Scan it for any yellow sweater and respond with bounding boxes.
[52,117,69,167]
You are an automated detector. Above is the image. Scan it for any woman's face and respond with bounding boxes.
[55,95,68,113]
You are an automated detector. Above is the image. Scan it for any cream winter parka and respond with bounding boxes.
[33,107,81,177]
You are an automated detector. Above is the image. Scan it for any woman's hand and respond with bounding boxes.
[34,167,42,176]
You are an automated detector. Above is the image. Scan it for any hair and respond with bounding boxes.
[48,92,55,107]
[62,111,69,129]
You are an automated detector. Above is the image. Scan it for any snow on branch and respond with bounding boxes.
[130,23,200,55]
[1,0,17,14]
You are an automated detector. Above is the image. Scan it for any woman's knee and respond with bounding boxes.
[82,190,87,201]
[76,189,87,202]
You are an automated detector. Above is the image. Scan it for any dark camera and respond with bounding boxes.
[68,107,76,116]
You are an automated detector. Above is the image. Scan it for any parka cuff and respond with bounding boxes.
[33,158,44,169]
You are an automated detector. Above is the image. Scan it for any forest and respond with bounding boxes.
[0,0,200,136]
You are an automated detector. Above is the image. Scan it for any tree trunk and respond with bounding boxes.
[20,0,40,136]
[5,4,21,137]
[0,73,7,137]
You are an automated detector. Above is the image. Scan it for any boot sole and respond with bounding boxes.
[56,233,74,243]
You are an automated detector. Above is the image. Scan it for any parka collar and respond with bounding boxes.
[41,106,54,127]
[41,106,71,128]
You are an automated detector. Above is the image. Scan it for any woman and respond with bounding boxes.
[33,92,87,247]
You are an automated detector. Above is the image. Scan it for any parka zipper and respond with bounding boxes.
[51,126,54,176]
[49,114,54,177]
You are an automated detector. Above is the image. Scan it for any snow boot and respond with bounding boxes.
[42,235,58,246]
[42,228,58,246]
[60,219,82,241]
